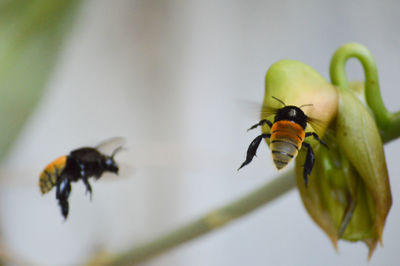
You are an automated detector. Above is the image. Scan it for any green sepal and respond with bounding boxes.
[335,85,392,254]
[295,85,392,258]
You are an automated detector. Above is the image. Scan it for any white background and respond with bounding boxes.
[1,0,400,265]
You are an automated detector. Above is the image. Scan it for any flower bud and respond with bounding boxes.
[262,60,338,137]
[262,60,392,258]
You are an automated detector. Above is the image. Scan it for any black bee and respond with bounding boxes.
[39,139,123,219]
[239,97,327,186]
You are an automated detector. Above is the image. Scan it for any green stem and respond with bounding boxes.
[381,112,400,143]
[88,169,296,266]
[329,43,400,142]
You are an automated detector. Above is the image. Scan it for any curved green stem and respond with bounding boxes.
[329,43,400,142]
[381,113,400,143]
[87,169,296,266]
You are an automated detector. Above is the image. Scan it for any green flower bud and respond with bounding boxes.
[336,83,391,255]
[262,60,338,137]
[262,60,392,258]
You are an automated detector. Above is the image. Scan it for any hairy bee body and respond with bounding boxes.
[39,143,122,219]
[39,155,67,194]
[239,98,327,187]
[270,120,305,169]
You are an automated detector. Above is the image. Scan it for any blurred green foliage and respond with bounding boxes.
[0,0,80,161]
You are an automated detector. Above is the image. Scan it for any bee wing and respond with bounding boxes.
[238,99,278,120]
[260,105,279,119]
[306,116,327,136]
[95,137,126,156]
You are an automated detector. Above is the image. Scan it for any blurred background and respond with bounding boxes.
[0,0,399,265]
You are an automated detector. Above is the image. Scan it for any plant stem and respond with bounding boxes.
[329,43,400,142]
[88,169,296,266]
[381,112,400,143]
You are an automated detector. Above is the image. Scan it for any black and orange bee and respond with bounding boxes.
[39,139,123,219]
[238,97,327,186]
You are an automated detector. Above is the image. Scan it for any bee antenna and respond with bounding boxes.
[271,96,286,106]
[111,146,124,158]
[299,103,313,109]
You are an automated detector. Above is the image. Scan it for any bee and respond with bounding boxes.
[238,97,327,186]
[39,138,124,219]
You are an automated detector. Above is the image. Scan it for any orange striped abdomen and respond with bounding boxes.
[39,155,67,194]
[270,121,305,170]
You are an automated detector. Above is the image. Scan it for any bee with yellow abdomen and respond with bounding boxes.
[39,138,123,219]
[39,156,68,194]
[238,97,327,186]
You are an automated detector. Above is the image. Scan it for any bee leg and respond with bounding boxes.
[301,142,315,187]
[56,177,71,219]
[82,176,93,201]
[247,120,272,131]
[238,133,270,170]
[305,132,328,148]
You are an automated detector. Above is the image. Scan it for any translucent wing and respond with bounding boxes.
[260,105,279,119]
[306,116,327,136]
[238,99,278,120]
[95,137,126,156]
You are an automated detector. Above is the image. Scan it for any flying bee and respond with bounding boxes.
[39,138,124,219]
[238,97,327,186]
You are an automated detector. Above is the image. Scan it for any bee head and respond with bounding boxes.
[104,146,123,174]
[275,106,308,129]
[104,156,119,174]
